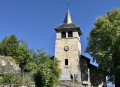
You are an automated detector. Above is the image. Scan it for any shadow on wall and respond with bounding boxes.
[80,55,106,87]
[89,64,106,87]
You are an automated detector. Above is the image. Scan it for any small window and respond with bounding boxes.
[68,31,73,37]
[65,59,68,65]
[61,32,66,38]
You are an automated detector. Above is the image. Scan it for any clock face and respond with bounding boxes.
[64,46,69,51]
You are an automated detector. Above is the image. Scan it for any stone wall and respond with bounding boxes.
[80,55,90,81]
[0,56,20,75]
[58,80,82,87]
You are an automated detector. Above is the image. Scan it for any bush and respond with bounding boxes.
[0,73,22,84]
[0,77,3,83]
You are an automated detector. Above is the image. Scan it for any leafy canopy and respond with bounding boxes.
[26,49,61,87]
[0,35,19,56]
[0,35,61,87]
[13,45,30,71]
[0,35,31,71]
[86,8,120,83]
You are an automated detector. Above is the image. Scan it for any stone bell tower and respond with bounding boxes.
[54,9,82,81]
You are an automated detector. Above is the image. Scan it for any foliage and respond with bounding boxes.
[0,35,30,72]
[18,39,28,48]
[0,77,2,83]
[13,45,30,72]
[0,73,22,84]
[0,35,19,56]
[86,8,120,85]
[0,35,61,87]
[26,49,61,87]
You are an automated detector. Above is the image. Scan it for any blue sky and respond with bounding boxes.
[0,0,119,86]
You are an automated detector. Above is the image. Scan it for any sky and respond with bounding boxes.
[0,0,119,86]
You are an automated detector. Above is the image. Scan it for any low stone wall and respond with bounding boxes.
[58,80,82,87]
[0,85,35,87]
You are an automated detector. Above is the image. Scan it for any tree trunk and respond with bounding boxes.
[114,62,120,87]
[34,74,42,87]
[115,76,120,87]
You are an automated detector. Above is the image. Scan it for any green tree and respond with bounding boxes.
[26,49,61,87]
[0,35,31,85]
[0,36,9,55]
[0,35,19,56]
[0,35,30,72]
[13,45,30,72]
[18,39,28,48]
[0,35,61,87]
[86,8,120,87]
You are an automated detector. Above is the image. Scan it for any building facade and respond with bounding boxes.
[54,10,106,87]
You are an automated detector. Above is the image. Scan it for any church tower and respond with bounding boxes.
[54,9,82,81]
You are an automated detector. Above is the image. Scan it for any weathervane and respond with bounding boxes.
[66,0,70,9]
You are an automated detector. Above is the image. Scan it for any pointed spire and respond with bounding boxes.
[63,9,73,24]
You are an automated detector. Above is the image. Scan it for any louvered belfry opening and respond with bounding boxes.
[68,31,73,37]
[62,32,66,38]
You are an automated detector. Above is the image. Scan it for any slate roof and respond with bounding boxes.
[55,23,79,29]
[55,9,82,35]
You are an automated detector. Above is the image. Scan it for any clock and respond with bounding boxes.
[64,46,69,51]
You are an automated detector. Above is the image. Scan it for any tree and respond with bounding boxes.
[86,8,120,87]
[0,35,61,87]
[0,35,19,56]
[18,39,28,49]
[0,35,30,72]
[0,36,9,55]
[13,45,30,72]
[26,49,61,87]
